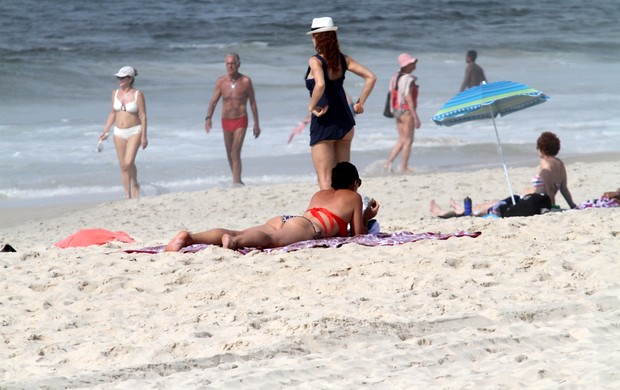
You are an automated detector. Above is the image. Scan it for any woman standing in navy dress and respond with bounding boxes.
[305,17,376,189]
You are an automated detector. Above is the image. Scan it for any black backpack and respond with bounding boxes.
[502,193,552,217]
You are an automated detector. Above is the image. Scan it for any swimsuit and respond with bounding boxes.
[305,54,355,146]
[306,207,348,237]
[221,116,248,132]
[281,215,321,239]
[114,124,142,140]
[392,73,418,118]
[531,175,544,188]
[113,89,139,113]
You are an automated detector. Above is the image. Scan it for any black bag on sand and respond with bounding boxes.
[1,244,16,252]
[383,92,393,118]
[502,193,552,218]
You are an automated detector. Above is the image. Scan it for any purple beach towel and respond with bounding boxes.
[124,230,481,255]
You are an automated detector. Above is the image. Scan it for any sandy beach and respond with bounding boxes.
[1,157,619,389]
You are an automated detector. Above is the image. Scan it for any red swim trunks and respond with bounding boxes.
[221,116,248,132]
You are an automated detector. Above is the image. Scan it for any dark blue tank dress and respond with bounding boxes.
[305,54,356,146]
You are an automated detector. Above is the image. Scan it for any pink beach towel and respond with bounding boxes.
[124,230,481,255]
[577,197,620,210]
[55,228,135,248]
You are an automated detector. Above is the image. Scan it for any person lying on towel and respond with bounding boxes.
[577,187,620,209]
[166,162,380,251]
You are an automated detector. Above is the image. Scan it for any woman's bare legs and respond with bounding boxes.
[166,228,238,251]
[311,128,354,189]
[385,113,414,172]
[114,134,142,198]
[429,199,446,217]
[311,141,337,190]
[429,199,459,218]
[166,217,285,252]
[334,128,354,163]
[398,114,415,173]
[449,198,497,216]
[223,217,315,250]
[385,118,404,171]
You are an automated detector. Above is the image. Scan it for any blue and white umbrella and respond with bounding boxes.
[432,80,549,204]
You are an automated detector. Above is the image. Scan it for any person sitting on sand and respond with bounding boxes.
[166,162,380,251]
[532,131,576,209]
[430,131,577,218]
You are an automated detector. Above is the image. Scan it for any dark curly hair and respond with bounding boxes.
[314,31,341,74]
[331,162,360,190]
[536,131,561,156]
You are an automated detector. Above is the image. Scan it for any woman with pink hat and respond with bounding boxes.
[305,17,376,190]
[384,53,420,173]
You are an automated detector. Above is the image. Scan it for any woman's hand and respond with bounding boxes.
[99,131,109,141]
[364,199,380,221]
[310,104,329,117]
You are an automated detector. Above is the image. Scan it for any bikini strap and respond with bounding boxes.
[307,207,347,236]
[308,208,329,234]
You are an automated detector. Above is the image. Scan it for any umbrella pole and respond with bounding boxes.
[491,115,517,205]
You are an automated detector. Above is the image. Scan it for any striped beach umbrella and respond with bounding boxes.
[432,80,549,204]
[433,80,549,126]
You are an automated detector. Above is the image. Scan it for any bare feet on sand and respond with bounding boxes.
[165,230,192,252]
[449,198,464,214]
[429,199,443,217]
[132,183,140,199]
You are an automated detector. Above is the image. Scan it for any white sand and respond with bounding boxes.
[1,159,619,389]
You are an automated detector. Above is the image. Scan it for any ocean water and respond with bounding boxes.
[1,0,619,208]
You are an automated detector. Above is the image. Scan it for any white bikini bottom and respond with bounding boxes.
[114,124,141,140]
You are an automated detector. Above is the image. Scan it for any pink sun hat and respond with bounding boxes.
[398,53,418,68]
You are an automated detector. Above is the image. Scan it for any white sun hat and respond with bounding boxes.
[306,17,338,35]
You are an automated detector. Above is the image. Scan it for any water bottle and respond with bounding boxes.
[463,196,472,216]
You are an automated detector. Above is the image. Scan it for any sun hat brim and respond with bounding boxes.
[306,26,338,35]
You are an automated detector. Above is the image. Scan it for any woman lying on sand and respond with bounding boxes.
[166,162,380,251]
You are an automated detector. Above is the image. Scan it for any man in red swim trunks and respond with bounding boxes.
[205,52,261,185]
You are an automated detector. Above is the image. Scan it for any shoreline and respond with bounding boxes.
[1,150,618,230]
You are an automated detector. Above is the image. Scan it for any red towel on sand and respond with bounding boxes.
[55,228,135,248]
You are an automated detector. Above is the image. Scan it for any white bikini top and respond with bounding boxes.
[113,89,139,113]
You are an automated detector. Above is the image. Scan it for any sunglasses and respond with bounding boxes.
[116,76,130,80]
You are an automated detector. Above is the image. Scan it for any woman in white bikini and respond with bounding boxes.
[99,66,148,199]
